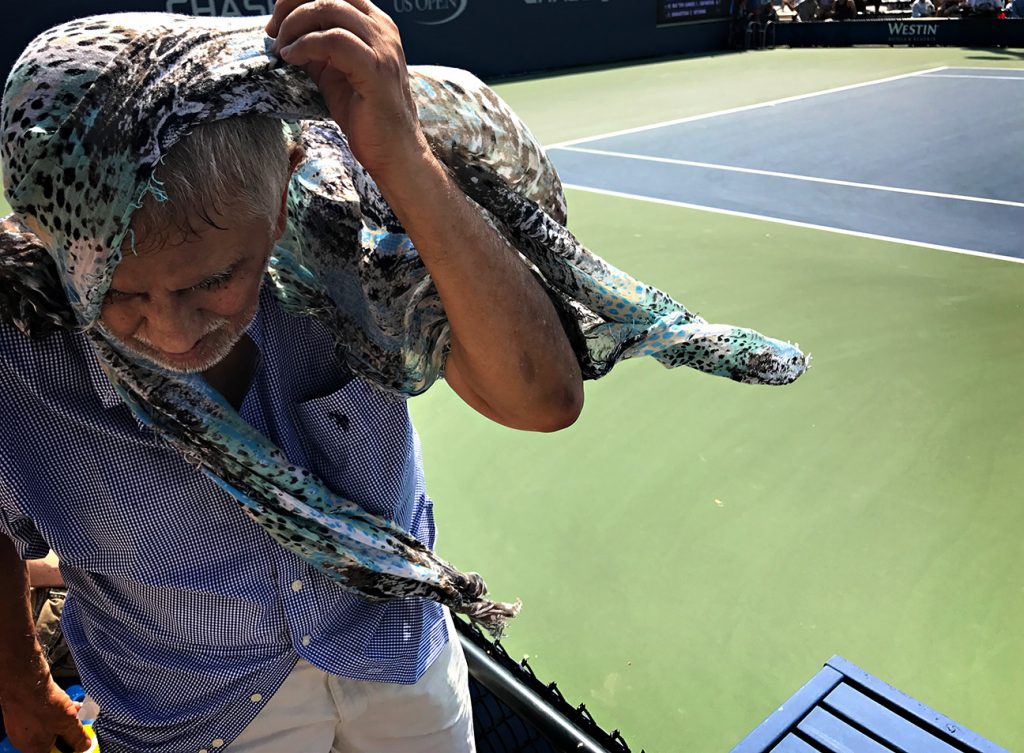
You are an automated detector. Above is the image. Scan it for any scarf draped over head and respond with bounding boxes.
[0,14,807,637]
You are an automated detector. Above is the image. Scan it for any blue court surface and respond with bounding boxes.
[547,66,1024,263]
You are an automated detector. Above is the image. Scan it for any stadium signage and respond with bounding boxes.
[165,0,274,15]
[391,0,469,25]
[887,21,939,37]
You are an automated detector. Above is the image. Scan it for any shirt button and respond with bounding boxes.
[301,635,312,646]
[199,750,208,753]
[291,580,303,592]
[250,693,263,703]
[213,740,225,748]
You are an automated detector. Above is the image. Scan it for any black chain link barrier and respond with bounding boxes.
[453,616,638,753]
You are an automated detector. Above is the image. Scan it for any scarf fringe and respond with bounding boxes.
[457,597,524,641]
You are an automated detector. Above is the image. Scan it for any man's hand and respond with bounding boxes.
[1,679,90,753]
[267,0,430,186]
[1,538,90,753]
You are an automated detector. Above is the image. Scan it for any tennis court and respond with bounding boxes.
[408,48,1024,752]
[549,67,1023,261]
[2,45,1022,752]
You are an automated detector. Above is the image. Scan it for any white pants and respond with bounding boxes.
[82,613,476,753]
[232,617,475,753]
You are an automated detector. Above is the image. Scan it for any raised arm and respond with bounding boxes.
[267,0,584,431]
[368,151,584,432]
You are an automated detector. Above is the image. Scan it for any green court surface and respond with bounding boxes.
[409,47,1024,752]
[3,46,1022,752]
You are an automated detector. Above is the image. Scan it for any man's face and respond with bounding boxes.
[100,215,275,373]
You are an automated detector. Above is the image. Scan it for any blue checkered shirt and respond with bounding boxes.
[0,284,448,753]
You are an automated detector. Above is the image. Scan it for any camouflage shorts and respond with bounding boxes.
[31,587,78,681]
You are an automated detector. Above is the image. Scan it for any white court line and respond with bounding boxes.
[940,66,1024,72]
[545,67,948,149]
[553,146,1024,210]
[920,74,1024,81]
[561,183,1024,266]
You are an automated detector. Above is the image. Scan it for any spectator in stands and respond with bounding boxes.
[729,0,752,48]
[744,0,780,24]
[814,0,856,18]
[758,0,780,22]
[911,0,936,15]
[792,0,820,20]
[832,0,858,19]
[963,0,1002,14]
[729,0,777,49]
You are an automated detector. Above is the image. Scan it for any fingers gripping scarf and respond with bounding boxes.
[1,14,808,637]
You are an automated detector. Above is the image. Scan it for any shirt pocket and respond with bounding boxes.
[292,377,418,528]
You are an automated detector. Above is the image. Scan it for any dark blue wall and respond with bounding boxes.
[776,17,1024,47]
[5,1,728,86]
[381,0,730,76]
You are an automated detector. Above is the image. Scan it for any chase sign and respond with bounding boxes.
[165,0,274,14]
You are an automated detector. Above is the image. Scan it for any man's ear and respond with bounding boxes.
[274,145,306,240]
[288,144,305,174]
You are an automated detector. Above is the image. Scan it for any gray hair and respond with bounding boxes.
[130,116,292,249]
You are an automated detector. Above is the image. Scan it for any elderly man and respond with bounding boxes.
[0,2,807,752]
[0,2,586,752]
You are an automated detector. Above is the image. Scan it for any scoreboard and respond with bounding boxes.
[657,0,733,23]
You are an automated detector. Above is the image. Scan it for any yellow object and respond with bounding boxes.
[48,723,97,753]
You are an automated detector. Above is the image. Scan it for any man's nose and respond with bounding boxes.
[137,297,205,353]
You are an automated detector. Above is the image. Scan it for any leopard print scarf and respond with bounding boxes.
[0,13,807,636]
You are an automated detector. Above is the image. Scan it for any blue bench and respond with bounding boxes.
[730,656,1009,753]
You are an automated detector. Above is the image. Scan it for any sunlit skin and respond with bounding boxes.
[100,216,277,375]
[98,160,294,388]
